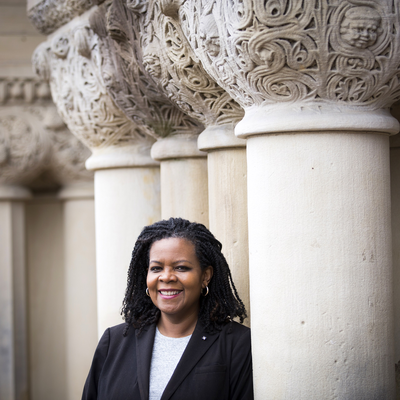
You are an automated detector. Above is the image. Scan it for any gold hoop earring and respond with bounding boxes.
[202,286,209,297]
[146,288,150,297]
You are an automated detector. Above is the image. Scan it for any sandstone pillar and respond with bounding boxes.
[390,104,400,397]
[33,20,161,334]
[151,134,208,225]
[180,1,400,397]
[0,82,65,400]
[58,182,97,400]
[93,160,160,332]
[0,185,30,400]
[198,126,249,323]
[89,1,209,226]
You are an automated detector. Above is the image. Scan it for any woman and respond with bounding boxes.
[82,218,253,400]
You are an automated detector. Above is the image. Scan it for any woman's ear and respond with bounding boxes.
[203,266,213,287]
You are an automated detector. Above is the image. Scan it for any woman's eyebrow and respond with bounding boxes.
[171,259,193,265]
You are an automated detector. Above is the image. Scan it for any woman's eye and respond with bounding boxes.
[175,266,190,271]
[149,266,162,272]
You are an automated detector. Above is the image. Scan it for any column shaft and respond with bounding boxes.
[207,148,249,322]
[59,184,97,400]
[0,187,29,400]
[94,167,160,334]
[247,132,395,398]
[391,146,400,397]
[160,158,208,226]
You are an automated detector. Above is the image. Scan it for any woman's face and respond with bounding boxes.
[147,237,213,322]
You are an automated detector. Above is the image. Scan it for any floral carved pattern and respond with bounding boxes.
[0,105,92,188]
[89,0,203,139]
[128,0,244,128]
[32,22,154,152]
[179,0,400,110]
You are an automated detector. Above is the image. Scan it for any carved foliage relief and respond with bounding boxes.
[130,0,244,127]
[32,22,153,151]
[90,1,203,139]
[0,105,92,188]
[180,0,400,109]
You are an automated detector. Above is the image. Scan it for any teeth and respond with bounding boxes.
[160,290,180,295]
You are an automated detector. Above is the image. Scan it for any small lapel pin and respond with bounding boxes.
[202,336,207,341]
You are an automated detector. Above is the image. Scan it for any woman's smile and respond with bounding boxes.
[158,289,182,298]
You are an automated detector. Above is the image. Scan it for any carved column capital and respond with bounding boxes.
[179,0,400,137]
[0,100,93,190]
[127,0,245,151]
[32,15,157,170]
[88,1,205,154]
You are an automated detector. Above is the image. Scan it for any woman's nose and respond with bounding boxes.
[159,267,177,281]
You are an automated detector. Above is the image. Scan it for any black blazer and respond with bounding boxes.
[82,320,253,400]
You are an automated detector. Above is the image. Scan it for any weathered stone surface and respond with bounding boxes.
[180,0,400,109]
[177,0,400,136]
[0,104,92,190]
[124,0,244,130]
[89,1,203,140]
[27,0,105,35]
[32,17,157,170]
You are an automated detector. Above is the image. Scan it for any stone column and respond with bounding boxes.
[0,185,30,400]
[58,182,97,400]
[180,1,400,398]
[151,134,208,224]
[0,90,58,400]
[198,127,250,323]
[390,103,400,397]
[89,1,209,225]
[33,19,161,334]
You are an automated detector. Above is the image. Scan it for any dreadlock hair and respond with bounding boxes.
[122,217,247,336]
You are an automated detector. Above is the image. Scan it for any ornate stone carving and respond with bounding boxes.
[28,0,105,35]
[124,0,244,130]
[32,20,156,166]
[0,104,92,189]
[89,1,203,141]
[178,0,400,112]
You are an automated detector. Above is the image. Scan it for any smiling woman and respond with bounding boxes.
[82,217,253,400]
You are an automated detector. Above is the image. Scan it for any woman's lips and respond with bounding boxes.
[159,290,182,299]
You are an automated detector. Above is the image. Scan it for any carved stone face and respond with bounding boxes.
[51,35,70,59]
[199,13,220,57]
[340,7,381,49]
[143,54,162,79]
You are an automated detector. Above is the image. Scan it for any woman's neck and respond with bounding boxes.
[157,311,198,338]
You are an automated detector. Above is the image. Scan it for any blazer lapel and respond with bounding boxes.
[136,323,156,400]
[160,322,220,400]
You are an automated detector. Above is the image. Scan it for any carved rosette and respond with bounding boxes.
[89,1,207,160]
[33,15,157,169]
[179,0,400,137]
